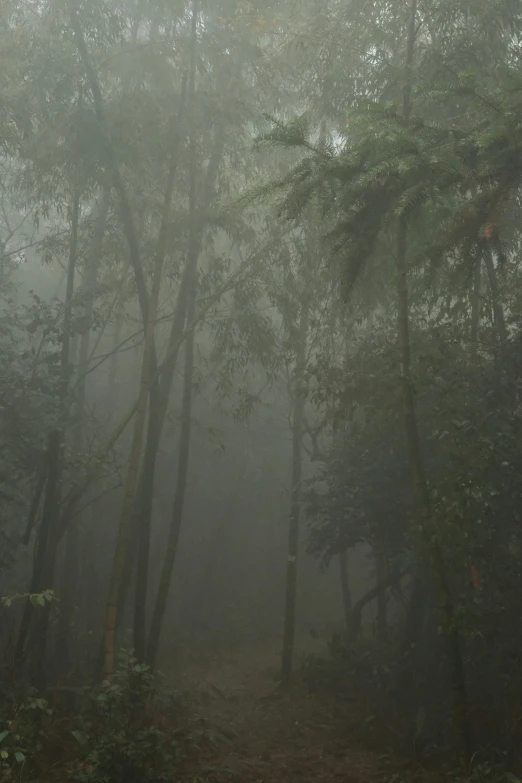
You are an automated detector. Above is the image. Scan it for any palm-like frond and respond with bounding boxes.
[253,74,522,298]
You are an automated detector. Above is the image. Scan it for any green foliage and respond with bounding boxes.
[0,652,181,782]
[4,0,522,777]
[1,590,55,609]
[67,651,179,783]
[0,689,52,782]
[463,766,521,783]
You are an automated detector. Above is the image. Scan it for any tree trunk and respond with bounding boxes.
[121,278,189,637]
[145,2,200,666]
[146,324,196,667]
[126,110,224,646]
[76,10,189,675]
[15,432,59,670]
[470,255,482,352]
[375,549,388,644]
[55,188,109,671]
[281,300,309,682]
[107,295,125,415]
[396,1,472,770]
[101,152,176,677]
[102,313,152,680]
[132,74,188,662]
[483,244,507,387]
[349,565,407,639]
[339,550,352,636]
[19,183,81,684]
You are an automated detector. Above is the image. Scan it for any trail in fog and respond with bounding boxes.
[174,642,379,783]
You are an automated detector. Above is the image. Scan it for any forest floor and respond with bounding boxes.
[166,640,388,783]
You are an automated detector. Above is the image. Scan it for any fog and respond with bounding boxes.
[1,1,522,781]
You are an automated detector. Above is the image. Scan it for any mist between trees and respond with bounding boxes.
[1,1,522,781]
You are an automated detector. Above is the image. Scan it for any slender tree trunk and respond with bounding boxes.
[470,256,482,353]
[396,1,472,769]
[15,436,57,668]
[347,566,407,639]
[339,550,352,636]
[126,132,223,644]
[484,248,506,399]
[57,241,245,563]
[72,18,164,677]
[74,6,187,674]
[145,2,200,666]
[483,244,507,369]
[23,461,47,546]
[55,189,109,670]
[375,549,388,643]
[146,325,196,667]
[132,76,189,661]
[396,567,428,730]
[131,391,160,659]
[107,297,125,415]
[19,183,81,684]
[120,276,189,637]
[102,317,152,680]
[115,509,140,635]
[281,300,309,682]
[102,158,176,677]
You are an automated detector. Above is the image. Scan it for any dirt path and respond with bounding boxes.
[170,643,380,783]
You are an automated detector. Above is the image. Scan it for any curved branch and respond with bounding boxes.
[349,564,410,637]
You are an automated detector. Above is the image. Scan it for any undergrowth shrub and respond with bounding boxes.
[301,634,392,695]
[67,650,180,783]
[0,650,180,782]
[0,687,52,782]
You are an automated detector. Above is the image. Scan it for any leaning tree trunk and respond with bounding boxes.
[281,299,309,682]
[396,0,472,770]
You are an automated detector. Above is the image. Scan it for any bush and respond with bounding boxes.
[301,634,392,694]
[67,651,180,783]
[0,650,180,782]
[0,688,52,781]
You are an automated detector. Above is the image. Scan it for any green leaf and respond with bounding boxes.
[0,731,9,744]
[14,751,25,763]
[71,730,89,746]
